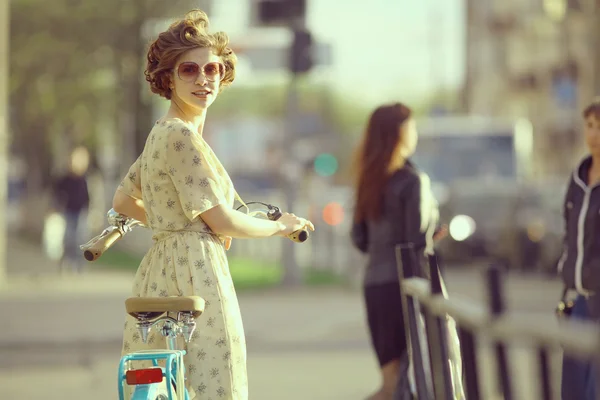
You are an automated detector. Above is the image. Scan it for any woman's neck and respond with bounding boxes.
[388,154,406,173]
[165,99,207,135]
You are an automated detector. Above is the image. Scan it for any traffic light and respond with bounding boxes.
[313,153,338,177]
[256,0,306,25]
[290,29,313,74]
[254,0,314,75]
[322,202,344,226]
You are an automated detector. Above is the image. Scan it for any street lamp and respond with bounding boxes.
[0,0,9,286]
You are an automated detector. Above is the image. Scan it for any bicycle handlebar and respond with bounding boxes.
[80,208,144,262]
[287,228,309,243]
[81,202,309,261]
[81,227,124,261]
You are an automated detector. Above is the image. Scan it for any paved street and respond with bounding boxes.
[0,274,380,399]
[0,237,566,399]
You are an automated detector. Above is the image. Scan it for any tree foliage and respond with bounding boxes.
[9,0,202,191]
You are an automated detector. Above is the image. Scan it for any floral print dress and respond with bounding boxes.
[119,118,248,400]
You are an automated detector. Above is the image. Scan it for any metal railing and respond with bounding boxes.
[396,244,600,400]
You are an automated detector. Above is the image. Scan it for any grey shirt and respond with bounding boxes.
[351,162,439,286]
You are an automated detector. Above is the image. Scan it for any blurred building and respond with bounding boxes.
[463,0,599,178]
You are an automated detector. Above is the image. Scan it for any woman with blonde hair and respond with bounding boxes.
[113,10,314,399]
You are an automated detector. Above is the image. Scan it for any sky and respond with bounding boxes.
[211,0,466,106]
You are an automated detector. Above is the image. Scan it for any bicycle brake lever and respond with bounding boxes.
[266,206,282,221]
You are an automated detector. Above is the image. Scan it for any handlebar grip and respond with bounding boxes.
[82,228,124,262]
[288,228,309,243]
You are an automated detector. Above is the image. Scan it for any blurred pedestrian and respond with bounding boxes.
[51,145,90,273]
[350,103,447,400]
[559,98,600,400]
[112,10,314,400]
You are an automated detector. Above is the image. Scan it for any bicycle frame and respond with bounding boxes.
[118,316,192,400]
[118,351,188,400]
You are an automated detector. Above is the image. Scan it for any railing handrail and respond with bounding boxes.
[401,276,600,358]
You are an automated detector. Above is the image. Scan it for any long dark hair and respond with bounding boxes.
[353,102,412,223]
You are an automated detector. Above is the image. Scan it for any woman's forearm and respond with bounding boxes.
[224,209,284,238]
[113,190,148,225]
[201,205,283,239]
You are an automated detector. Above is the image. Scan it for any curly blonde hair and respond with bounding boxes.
[145,10,237,99]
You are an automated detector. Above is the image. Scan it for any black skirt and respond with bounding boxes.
[364,282,408,367]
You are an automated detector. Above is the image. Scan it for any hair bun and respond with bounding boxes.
[184,9,210,30]
[179,9,210,42]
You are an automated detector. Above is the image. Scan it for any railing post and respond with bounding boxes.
[459,325,481,400]
[422,253,454,400]
[396,244,433,400]
[537,347,553,400]
[487,264,513,400]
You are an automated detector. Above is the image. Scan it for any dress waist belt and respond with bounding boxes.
[151,228,222,244]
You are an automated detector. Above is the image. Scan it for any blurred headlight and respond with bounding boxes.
[449,214,476,242]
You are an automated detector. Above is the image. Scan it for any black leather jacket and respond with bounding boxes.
[351,162,439,285]
[559,156,600,294]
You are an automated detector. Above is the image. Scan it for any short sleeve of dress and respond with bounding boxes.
[166,123,227,221]
[117,155,142,200]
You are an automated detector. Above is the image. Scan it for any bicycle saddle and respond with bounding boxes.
[125,296,205,319]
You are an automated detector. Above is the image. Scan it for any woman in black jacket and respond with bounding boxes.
[350,103,446,400]
[560,98,600,400]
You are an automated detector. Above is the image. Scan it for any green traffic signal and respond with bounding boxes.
[313,153,338,177]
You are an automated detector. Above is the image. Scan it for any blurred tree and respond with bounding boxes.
[210,85,288,119]
[210,82,372,136]
[9,0,202,195]
[423,89,462,115]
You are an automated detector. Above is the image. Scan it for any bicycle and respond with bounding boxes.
[80,203,308,400]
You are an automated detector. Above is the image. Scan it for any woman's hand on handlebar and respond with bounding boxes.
[276,213,315,237]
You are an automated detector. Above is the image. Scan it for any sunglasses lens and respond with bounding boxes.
[203,62,224,82]
[178,62,200,81]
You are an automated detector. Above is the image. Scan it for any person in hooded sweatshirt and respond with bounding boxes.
[560,98,600,400]
[350,103,447,400]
